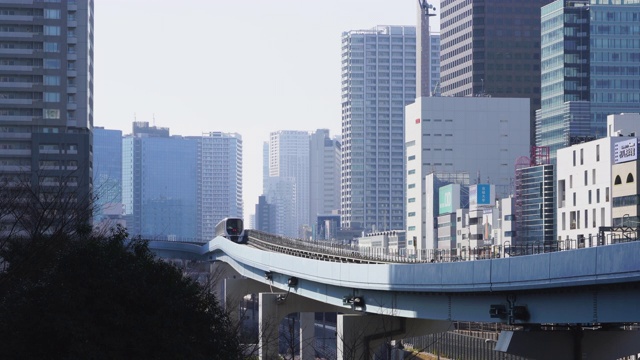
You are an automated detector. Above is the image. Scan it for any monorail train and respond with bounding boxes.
[215,217,248,244]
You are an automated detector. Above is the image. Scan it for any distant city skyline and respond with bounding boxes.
[93,0,440,221]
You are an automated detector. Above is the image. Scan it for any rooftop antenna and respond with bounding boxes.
[134,112,136,121]
[153,113,156,127]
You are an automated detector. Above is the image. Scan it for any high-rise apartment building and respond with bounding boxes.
[93,127,122,224]
[536,0,640,159]
[439,0,552,145]
[309,129,340,224]
[341,25,416,232]
[266,130,310,237]
[195,132,243,241]
[122,122,242,241]
[0,0,94,230]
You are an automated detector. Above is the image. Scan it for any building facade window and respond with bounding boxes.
[44,75,60,85]
[44,42,59,53]
[44,26,61,36]
[44,9,61,19]
[44,92,60,102]
[44,59,60,69]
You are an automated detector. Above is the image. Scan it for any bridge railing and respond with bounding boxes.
[241,229,640,264]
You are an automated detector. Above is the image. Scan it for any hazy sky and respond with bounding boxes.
[94,0,440,220]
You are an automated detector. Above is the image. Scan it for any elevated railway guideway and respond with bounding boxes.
[150,231,640,360]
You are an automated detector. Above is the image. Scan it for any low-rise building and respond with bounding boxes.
[556,113,640,247]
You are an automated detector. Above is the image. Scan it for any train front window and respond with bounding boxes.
[226,219,243,235]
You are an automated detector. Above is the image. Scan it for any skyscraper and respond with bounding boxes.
[195,132,243,241]
[0,1,94,231]
[309,129,340,224]
[341,25,417,232]
[439,0,552,145]
[266,130,310,237]
[122,122,198,240]
[93,127,122,225]
[122,122,242,241]
[536,0,640,159]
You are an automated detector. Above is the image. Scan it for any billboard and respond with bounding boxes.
[470,184,495,207]
[438,184,460,215]
[614,138,638,164]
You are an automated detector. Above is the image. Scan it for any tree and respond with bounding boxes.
[0,225,242,359]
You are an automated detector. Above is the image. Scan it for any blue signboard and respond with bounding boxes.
[477,184,491,205]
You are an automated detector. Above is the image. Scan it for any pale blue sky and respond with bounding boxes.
[94,0,440,220]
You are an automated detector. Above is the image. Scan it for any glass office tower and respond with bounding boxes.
[440,0,553,146]
[537,0,640,159]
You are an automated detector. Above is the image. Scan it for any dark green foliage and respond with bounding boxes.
[0,226,241,359]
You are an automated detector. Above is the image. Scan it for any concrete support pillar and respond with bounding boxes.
[299,312,316,360]
[496,329,640,359]
[223,277,272,324]
[337,314,451,360]
[259,292,285,360]
[337,314,367,360]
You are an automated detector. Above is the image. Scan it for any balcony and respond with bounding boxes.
[0,165,31,172]
[0,48,36,55]
[0,65,35,72]
[0,115,34,122]
[2,149,31,156]
[0,14,31,21]
[0,82,33,89]
[0,132,31,139]
[0,31,37,38]
[0,98,37,105]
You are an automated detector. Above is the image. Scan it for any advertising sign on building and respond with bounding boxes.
[470,184,495,207]
[438,184,460,215]
[614,138,638,164]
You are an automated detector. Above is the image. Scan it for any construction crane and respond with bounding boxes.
[431,81,441,97]
[418,0,436,16]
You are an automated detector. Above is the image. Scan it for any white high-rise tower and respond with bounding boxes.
[340,25,417,232]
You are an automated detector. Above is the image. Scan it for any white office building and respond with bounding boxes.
[341,25,417,232]
[405,97,530,251]
[556,113,640,247]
